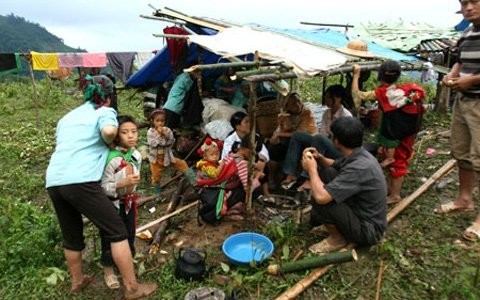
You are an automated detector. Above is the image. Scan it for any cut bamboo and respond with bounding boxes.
[387,159,456,223]
[135,200,199,233]
[267,250,357,275]
[375,259,385,300]
[148,178,185,254]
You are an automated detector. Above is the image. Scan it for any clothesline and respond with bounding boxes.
[0,51,157,82]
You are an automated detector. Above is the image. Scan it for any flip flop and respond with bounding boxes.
[281,180,297,190]
[308,239,347,254]
[433,201,475,214]
[71,274,95,293]
[463,223,480,242]
[104,273,120,290]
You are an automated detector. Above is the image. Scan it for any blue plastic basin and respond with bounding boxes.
[222,232,274,265]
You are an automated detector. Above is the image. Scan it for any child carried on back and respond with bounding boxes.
[196,137,225,180]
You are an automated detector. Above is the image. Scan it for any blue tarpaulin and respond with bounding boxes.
[126,25,417,88]
[272,28,417,62]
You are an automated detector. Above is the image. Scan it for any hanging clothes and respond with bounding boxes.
[106,52,136,83]
[134,51,155,70]
[163,26,189,70]
[58,53,83,68]
[0,53,22,75]
[82,53,107,68]
[31,51,58,70]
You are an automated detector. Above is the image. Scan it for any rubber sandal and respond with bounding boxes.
[463,223,480,242]
[308,239,347,255]
[71,274,95,293]
[433,201,475,214]
[281,180,296,190]
[125,282,158,300]
[104,273,120,290]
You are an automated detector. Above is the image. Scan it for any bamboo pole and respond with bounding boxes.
[153,9,225,31]
[300,22,354,28]
[387,159,457,223]
[148,178,186,254]
[135,200,199,233]
[275,159,457,299]
[184,61,281,73]
[245,63,425,83]
[375,259,385,300]
[267,250,357,275]
[153,33,190,39]
[140,14,187,25]
[25,56,40,128]
[275,266,333,300]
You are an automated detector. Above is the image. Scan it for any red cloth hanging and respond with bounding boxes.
[163,26,189,69]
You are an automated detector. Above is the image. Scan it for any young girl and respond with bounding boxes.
[147,109,188,187]
[196,137,225,179]
[100,115,141,290]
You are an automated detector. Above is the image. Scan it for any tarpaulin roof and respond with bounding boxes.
[126,12,421,88]
[188,26,347,78]
[270,28,416,62]
[126,43,225,88]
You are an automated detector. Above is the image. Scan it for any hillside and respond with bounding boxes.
[0,14,85,53]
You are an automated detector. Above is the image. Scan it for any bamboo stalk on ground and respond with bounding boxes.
[387,159,456,223]
[136,200,199,233]
[267,250,357,275]
[148,178,186,254]
[375,259,385,300]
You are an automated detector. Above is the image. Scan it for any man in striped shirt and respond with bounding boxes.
[435,0,480,241]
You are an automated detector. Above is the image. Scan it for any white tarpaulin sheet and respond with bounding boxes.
[188,27,347,78]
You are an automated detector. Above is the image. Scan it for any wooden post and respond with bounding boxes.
[245,81,258,212]
[25,55,40,128]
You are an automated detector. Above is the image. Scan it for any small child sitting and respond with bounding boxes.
[196,137,225,179]
[147,109,188,187]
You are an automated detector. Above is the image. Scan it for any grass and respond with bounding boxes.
[0,76,479,299]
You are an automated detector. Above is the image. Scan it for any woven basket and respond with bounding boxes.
[253,99,282,138]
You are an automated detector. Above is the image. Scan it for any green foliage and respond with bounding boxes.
[0,14,85,53]
[0,74,479,299]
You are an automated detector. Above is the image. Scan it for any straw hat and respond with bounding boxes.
[336,39,375,58]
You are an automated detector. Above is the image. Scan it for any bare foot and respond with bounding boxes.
[380,158,395,168]
[387,195,402,205]
[283,174,296,183]
[297,180,311,191]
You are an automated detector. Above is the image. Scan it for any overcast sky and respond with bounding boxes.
[1,0,462,52]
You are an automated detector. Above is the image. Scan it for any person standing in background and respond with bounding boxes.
[434,0,480,242]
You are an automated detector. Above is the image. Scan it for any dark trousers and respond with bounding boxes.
[309,168,371,246]
[100,203,135,267]
[48,182,128,251]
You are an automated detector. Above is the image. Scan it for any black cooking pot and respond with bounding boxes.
[175,247,207,281]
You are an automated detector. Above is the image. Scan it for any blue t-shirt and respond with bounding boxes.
[46,102,118,187]
[163,73,193,114]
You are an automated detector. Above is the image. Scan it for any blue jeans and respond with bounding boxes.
[282,131,342,177]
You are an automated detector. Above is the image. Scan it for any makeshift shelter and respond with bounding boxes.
[127,8,423,88]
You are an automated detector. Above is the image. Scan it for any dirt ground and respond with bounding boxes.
[134,184,304,266]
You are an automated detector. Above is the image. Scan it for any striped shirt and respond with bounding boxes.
[457,25,480,94]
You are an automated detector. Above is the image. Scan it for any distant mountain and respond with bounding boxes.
[0,14,86,53]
